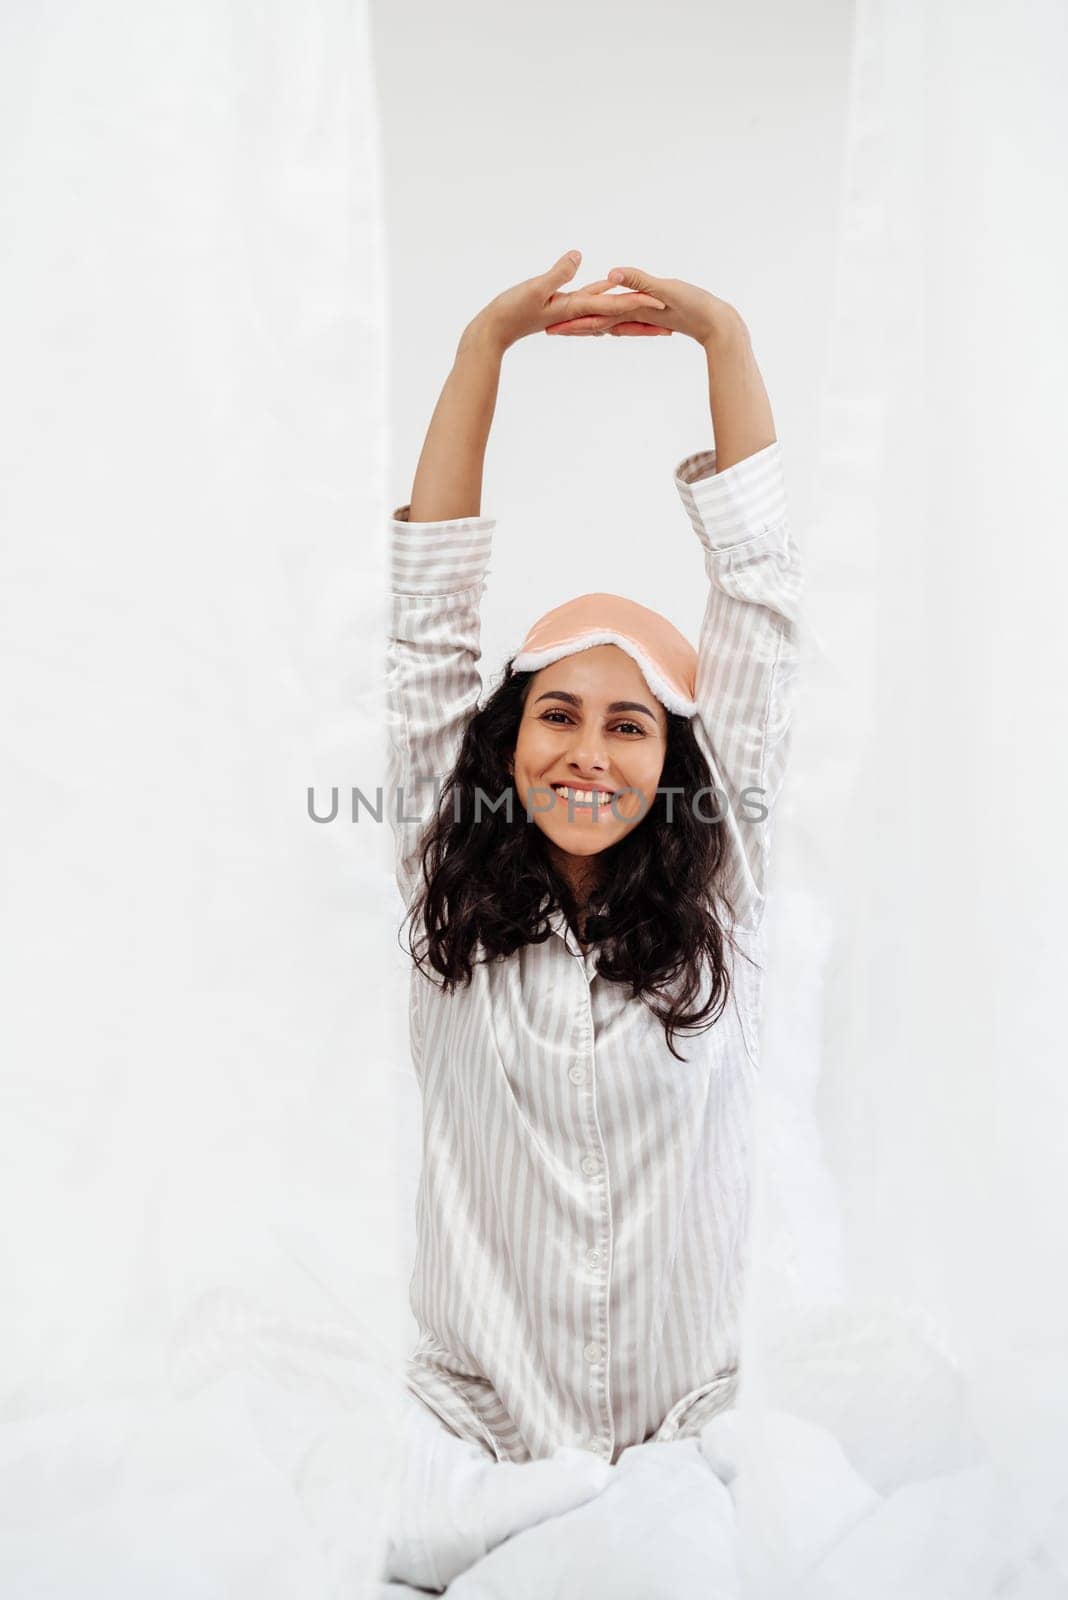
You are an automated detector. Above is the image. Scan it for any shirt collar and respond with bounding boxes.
[547,905,600,976]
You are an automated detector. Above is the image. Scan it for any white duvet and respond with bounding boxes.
[369,1303,1067,1599]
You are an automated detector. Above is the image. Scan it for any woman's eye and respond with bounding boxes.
[539,710,644,736]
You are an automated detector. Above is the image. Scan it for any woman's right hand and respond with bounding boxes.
[465,250,667,353]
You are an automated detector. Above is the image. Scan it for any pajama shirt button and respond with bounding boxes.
[568,1065,587,1085]
[584,1248,601,1268]
[581,1154,601,1176]
[583,1341,603,1364]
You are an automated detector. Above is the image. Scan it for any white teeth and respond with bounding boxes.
[553,785,613,805]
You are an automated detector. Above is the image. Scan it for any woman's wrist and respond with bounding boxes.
[698,301,749,351]
[458,313,509,362]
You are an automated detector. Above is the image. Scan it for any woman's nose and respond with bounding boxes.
[567,737,609,771]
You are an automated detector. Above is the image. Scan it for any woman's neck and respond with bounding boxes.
[547,845,604,943]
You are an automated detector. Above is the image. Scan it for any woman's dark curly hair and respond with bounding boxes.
[402,661,752,1062]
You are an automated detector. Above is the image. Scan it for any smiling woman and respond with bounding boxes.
[380,250,803,1587]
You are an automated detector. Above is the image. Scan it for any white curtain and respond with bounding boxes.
[743,0,1068,1593]
[0,3,406,1592]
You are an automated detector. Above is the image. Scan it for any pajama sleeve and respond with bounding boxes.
[385,501,495,911]
[673,440,804,933]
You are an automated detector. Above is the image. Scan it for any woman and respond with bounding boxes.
[381,249,804,1589]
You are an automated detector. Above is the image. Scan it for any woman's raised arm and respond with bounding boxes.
[678,306,801,933]
[697,306,776,471]
[408,325,504,522]
[386,325,500,909]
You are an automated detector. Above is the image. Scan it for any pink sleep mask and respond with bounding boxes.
[510,592,698,719]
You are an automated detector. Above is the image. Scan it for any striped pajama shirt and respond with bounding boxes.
[385,439,803,1465]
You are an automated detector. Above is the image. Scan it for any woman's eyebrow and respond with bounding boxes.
[533,689,659,721]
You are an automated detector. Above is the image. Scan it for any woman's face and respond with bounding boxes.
[509,644,669,862]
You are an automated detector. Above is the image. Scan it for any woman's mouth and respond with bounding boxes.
[552,784,617,812]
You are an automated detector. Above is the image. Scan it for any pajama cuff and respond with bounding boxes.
[390,506,496,596]
[672,440,787,552]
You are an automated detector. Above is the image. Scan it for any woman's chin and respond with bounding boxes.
[552,829,625,859]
